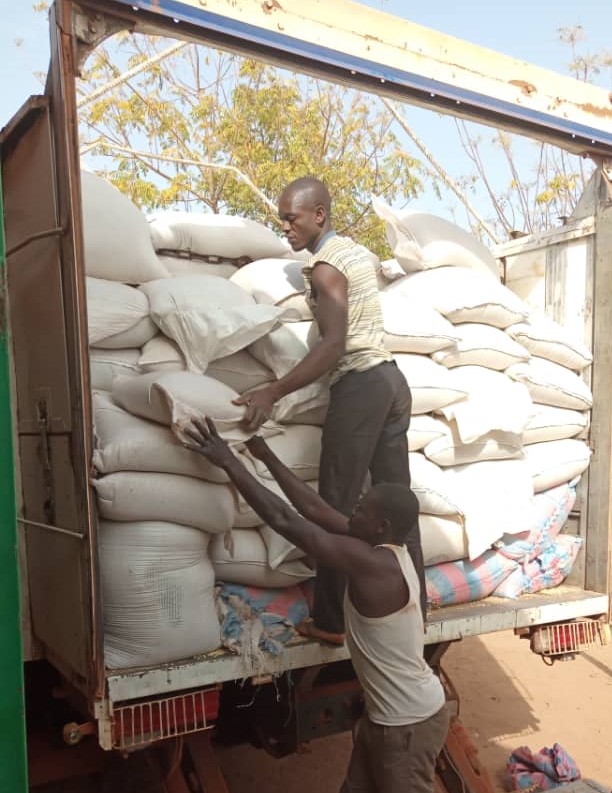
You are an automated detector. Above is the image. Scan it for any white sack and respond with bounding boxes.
[380,293,460,354]
[233,478,318,532]
[280,398,328,427]
[207,351,275,394]
[148,211,290,260]
[242,425,321,482]
[157,254,239,279]
[272,382,330,425]
[249,321,318,378]
[112,371,281,444]
[233,501,266,529]
[424,422,523,467]
[93,390,232,483]
[506,357,593,410]
[230,259,312,321]
[93,471,235,533]
[233,477,291,529]
[379,258,405,282]
[523,405,588,445]
[100,520,220,668]
[407,415,448,451]
[90,349,141,391]
[432,323,529,370]
[437,366,532,443]
[260,524,308,569]
[523,439,591,493]
[81,171,169,283]
[506,275,545,311]
[247,322,330,423]
[210,529,314,588]
[372,196,500,278]
[138,337,275,393]
[394,354,468,414]
[139,338,275,394]
[86,277,151,345]
[408,453,463,515]
[384,266,528,328]
[139,336,186,373]
[420,514,468,566]
[140,275,285,373]
[507,316,592,371]
[445,458,535,559]
[93,315,158,350]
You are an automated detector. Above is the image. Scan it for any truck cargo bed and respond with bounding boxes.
[105,585,607,702]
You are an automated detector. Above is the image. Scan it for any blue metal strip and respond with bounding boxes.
[108,0,612,156]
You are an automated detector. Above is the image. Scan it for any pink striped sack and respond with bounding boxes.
[493,535,583,600]
[494,479,577,563]
[426,551,519,607]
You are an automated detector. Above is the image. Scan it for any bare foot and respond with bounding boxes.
[297,619,345,646]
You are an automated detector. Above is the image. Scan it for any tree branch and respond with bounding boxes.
[383,99,501,243]
[79,139,278,216]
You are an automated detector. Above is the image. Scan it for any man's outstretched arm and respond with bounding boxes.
[233,263,348,430]
[184,418,367,574]
[245,436,348,536]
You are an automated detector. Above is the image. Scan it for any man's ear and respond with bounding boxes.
[378,517,391,536]
[315,204,327,226]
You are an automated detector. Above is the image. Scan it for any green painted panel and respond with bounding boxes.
[0,178,28,792]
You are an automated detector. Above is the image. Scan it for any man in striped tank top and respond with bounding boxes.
[183,418,449,793]
[234,177,425,644]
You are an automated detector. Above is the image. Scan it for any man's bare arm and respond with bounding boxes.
[184,419,368,573]
[245,437,349,535]
[270,262,347,398]
[234,263,347,430]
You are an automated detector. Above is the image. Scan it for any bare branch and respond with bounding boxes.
[78,41,189,108]
[383,99,501,243]
[80,139,278,216]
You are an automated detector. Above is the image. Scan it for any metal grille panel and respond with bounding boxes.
[531,620,611,657]
[112,687,219,750]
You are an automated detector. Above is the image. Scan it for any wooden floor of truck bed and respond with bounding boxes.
[105,585,608,703]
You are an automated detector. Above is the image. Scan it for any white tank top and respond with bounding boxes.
[344,544,445,726]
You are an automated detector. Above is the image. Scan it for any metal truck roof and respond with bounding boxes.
[96,0,612,159]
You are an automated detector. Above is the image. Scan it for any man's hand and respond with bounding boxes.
[233,386,278,431]
[183,416,235,469]
[245,435,272,461]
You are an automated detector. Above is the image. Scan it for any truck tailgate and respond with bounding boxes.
[105,585,607,703]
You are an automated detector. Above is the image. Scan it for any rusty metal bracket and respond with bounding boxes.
[600,159,612,201]
[71,4,130,72]
[36,398,56,526]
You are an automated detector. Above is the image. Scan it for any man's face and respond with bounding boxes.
[348,490,384,544]
[278,190,324,253]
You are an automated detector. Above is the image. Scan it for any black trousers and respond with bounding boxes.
[314,361,427,634]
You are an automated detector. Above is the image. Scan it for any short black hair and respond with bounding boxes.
[282,176,331,214]
[370,483,419,545]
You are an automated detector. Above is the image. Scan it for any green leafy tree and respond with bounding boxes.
[78,35,423,255]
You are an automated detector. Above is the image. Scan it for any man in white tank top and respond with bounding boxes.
[183,418,449,793]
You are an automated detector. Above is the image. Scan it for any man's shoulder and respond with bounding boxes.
[317,234,359,257]
[315,236,376,273]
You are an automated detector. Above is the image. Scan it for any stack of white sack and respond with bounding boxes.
[84,177,326,667]
[148,209,292,279]
[93,373,317,573]
[82,171,166,391]
[374,197,592,606]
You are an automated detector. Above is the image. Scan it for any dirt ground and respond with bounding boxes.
[31,629,612,792]
[217,630,612,792]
